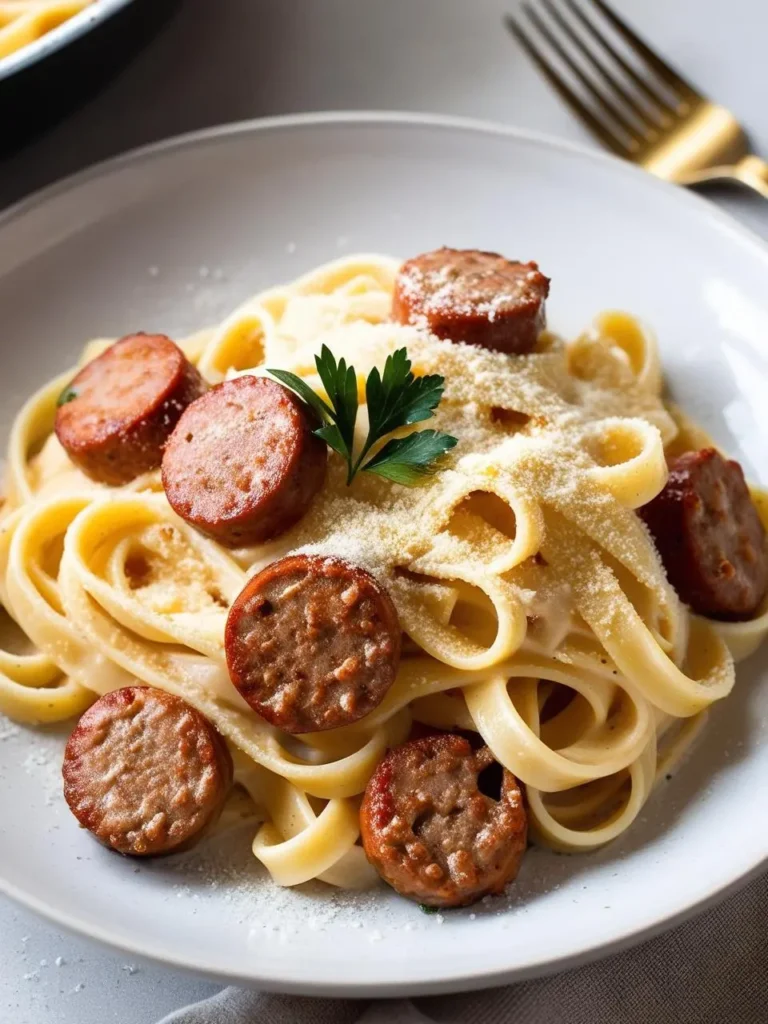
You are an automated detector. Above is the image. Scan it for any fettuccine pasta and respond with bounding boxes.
[2,254,766,891]
[0,0,93,60]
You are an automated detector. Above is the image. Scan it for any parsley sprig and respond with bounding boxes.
[268,346,458,485]
[56,386,78,408]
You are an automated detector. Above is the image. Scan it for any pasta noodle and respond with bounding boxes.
[1,255,766,889]
[0,0,93,60]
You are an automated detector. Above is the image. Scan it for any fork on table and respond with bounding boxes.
[506,0,768,199]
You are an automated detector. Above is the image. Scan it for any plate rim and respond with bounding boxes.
[1,110,768,996]
[4,109,768,263]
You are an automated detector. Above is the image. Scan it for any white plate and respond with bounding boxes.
[0,113,767,997]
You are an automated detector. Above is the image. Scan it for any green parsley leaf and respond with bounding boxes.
[313,345,358,463]
[314,423,350,461]
[362,430,458,485]
[419,903,439,914]
[267,348,458,486]
[365,349,445,441]
[56,386,78,408]
[265,368,333,423]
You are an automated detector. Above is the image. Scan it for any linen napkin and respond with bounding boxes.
[158,868,768,1024]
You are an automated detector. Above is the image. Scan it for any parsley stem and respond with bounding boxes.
[349,425,385,482]
[350,440,374,480]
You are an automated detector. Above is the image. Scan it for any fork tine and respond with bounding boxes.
[541,0,664,133]
[504,14,631,157]
[587,0,699,104]
[562,0,677,119]
[522,2,641,145]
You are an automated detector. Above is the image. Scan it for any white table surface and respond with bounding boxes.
[2,1,768,1021]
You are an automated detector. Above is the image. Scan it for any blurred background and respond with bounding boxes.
[3,0,768,238]
[2,1,767,1022]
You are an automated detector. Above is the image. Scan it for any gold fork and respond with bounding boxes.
[506,0,768,199]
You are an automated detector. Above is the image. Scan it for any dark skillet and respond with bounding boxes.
[0,0,180,157]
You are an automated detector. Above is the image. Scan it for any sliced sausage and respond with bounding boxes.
[54,333,207,486]
[162,376,327,548]
[62,686,233,857]
[392,247,550,355]
[360,734,527,908]
[225,554,401,733]
[640,448,768,620]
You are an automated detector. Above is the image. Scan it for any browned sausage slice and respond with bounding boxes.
[62,686,233,857]
[360,734,527,908]
[54,333,207,486]
[640,448,768,620]
[225,554,401,733]
[161,376,327,548]
[392,247,550,355]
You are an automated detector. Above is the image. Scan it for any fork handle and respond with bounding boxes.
[732,155,768,200]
